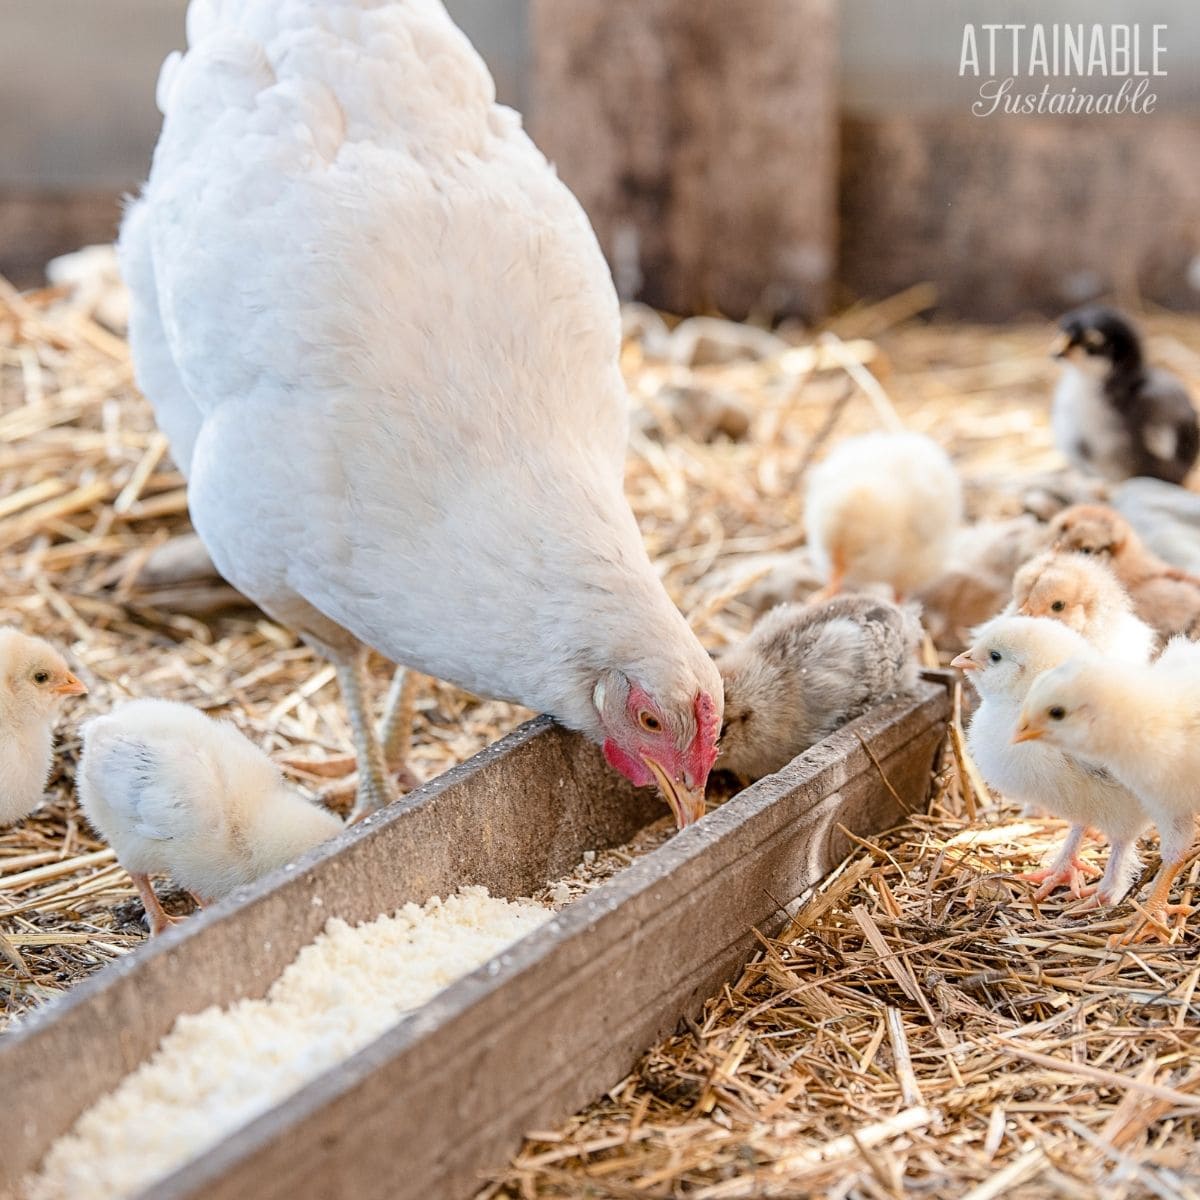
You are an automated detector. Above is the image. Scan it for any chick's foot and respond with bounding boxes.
[132,873,185,937]
[1109,902,1194,948]
[1021,856,1101,901]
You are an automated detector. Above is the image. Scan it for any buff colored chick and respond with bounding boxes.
[78,699,343,934]
[0,630,86,824]
[717,596,921,780]
[953,617,1146,905]
[1010,551,1156,663]
[1050,504,1200,640]
[1017,637,1200,945]
[805,432,963,600]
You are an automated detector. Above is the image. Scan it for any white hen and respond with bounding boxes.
[119,0,722,825]
[953,617,1146,906]
[78,699,343,934]
[805,432,962,600]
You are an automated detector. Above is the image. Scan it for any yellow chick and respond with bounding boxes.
[1010,551,1157,663]
[0,629,86,824]
[1017,637,1200,945]
[805,432,963,601]
[1050,503,1200,640]
[78,699,343,934]
[953,617,1146,905]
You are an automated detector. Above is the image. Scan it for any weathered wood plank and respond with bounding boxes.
[839,115,1200,319]
[530,0,840,320]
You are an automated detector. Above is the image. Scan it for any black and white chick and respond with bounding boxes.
[716,596,922,781]
[1051,306,1199,485]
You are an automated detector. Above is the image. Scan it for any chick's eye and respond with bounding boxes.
[1079,547,1093,555]
[32,671,50,684]
[638,710,662,733]
[1050,600,1066,613]
[1049,706,1066,721]
[988,650,1002,663]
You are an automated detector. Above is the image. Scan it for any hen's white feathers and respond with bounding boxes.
[79,700,342,900]
[120,0,718,741]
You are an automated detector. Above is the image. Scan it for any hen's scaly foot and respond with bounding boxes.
[349,769,398,823]
[1109,902,1194,948]
[1021,856,1101,901]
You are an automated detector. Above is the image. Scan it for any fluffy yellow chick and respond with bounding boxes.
[1050,503,1200,640]
[953,617,1146,904]
[1017,637,1200,945]
[78,699,343,934]
[1010,551,1157,663]
[0,629,86,824]
[805,432,963,601]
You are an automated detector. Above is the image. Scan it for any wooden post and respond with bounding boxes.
[530,0,839,321]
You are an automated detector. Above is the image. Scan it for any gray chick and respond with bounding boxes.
[716,596,922,780]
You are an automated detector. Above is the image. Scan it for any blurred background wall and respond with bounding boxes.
[2,0,1199,320]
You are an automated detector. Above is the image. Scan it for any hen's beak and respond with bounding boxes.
[950,652,978,672]
[1049,332,1072,359]
[53,673,87,697]
[1012,723,1044,744]
[643,756,706,829]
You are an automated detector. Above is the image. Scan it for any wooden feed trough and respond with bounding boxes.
[0,676,950,1200]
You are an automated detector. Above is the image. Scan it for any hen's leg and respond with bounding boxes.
[1020,824,1100,901]
[378,667,422,790]
[132,873,181,936]
[336,649,397,820]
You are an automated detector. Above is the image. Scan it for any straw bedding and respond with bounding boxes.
[5,269,1200,1196]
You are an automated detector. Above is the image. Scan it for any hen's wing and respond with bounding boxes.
[118,198,205,475]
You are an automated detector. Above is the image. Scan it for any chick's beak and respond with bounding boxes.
[1049,332,1072,359]
[643,756,706,829]
[53,673,87,697]
[1012,722,1044,744]
[950,652,978,672]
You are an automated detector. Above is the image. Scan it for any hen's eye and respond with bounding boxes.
[32,671,50,684]
[988,650,1002,663]
[638,710,662,733]
[1079,547,1093,555]
[1050,600,1066,613]
[1049,706,1066,721]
